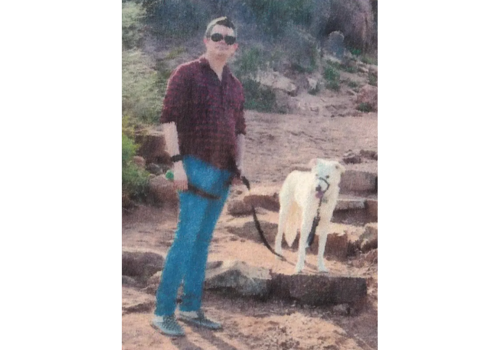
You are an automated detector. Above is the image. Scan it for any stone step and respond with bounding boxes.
[203,260,367,306]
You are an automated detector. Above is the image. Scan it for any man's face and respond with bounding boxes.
[204,24,238,60]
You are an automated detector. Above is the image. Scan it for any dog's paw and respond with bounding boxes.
[294,265,304,274]
[318,265,329,273]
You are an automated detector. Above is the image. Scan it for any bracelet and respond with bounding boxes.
[170,154,183,163]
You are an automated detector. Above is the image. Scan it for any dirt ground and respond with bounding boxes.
[122,86,378,349]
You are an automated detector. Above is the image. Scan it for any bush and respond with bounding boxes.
[122,49,163,125]
[234,47,265,79]
[282,28,319,73]
[245,0,313,37]
[356,102,374,113]
[122,133,150,201]
[323,66,340,91]
[241,79,277,112]
[142,0,209,39]
[123,2,146,49]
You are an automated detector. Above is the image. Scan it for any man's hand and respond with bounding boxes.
[172,162,188,191]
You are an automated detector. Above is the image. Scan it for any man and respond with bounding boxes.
[152,17,245,337]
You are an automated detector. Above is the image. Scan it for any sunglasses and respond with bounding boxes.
[210,33,237,45]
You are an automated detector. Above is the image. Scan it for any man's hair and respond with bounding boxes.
[205,17,237,38]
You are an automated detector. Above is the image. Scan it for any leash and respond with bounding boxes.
[306,195,323,247]
[240,176,286,260]
[306,176,331,248]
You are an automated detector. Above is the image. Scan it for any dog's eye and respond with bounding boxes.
[326,175,330,179]
[315,174,319,178]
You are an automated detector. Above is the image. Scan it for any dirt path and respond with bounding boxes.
[122,92,378,349]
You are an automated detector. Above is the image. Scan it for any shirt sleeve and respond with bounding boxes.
[235,92,246,135]
[159,65,191,125]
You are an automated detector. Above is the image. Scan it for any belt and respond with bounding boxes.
[187,183,221,200]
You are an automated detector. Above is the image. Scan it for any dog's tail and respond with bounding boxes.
[284,202,301,247]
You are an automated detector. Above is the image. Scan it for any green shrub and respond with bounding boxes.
[142,0,209,39]
[356,103,374,113]
[122,133,150,201]
[361,54,378,66]
[122,49,163,125]
[122,2,145,49]
[347,80,359,89]
[234,47,265,79]
[245,0,313,37]
[323,66,340,91]
[241,79,277,112]
[282,29,318,74]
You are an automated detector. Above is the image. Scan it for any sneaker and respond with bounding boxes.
[178,310,222,330]
[151,315,185,337]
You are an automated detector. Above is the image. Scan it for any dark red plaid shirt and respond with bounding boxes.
[160,56,246,171]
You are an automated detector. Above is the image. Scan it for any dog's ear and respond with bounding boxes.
[308,158,318,169]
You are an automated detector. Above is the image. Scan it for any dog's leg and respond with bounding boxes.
[295,214,314,273]
[317,229,329,272]
[275,203,289,257]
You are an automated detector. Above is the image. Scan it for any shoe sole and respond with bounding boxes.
[150,322,186,337]
[177,317,222,331]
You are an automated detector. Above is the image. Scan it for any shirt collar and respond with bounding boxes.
[199,56,230,80]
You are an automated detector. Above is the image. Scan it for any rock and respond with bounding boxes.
[143,271,162,295]
[366,199,378,221]
[256,71,298,96]
[122,251,164,282]
[122,287,156,315]
[227,199,253,216]
[347,89,357,96]
[226,221,277,246]
[343,150,362,164]
[274,90,292,113]
[148,175,178,204]
[317,232,349,261]
[363,249,378,264]
[332,303,351,316]
[270,273,367,305]
[335,198,366,211]
[122,275,140,288]
[340,170,377,194]
[132,156,146,168]
[243,193,280,212]
[135,128,169,164]
[307,77,318,91]
[355,84,378,112]
[205,260,271,298]
[145,163,163,175]
[360,149,378,160]
[358,223,378,252]
[358,66,369,74]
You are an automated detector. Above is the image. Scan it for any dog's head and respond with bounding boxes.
[308,158,345,198]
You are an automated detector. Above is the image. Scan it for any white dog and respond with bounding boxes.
[275,158,345,273]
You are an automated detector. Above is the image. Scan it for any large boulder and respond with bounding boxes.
[227,199,253,216]
[355,84,378,112]
[205,260,271,298]
[340,170,377,194]
[270,273,367,305]
[358,223,377,252]
[135,128,169,164]
[148,175,178,204]
[122,251,164,283]
[255,71,298,96]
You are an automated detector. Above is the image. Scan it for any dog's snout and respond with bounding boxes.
[315,185,322,192]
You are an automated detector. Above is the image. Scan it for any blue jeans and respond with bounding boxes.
[155,156,232,316]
